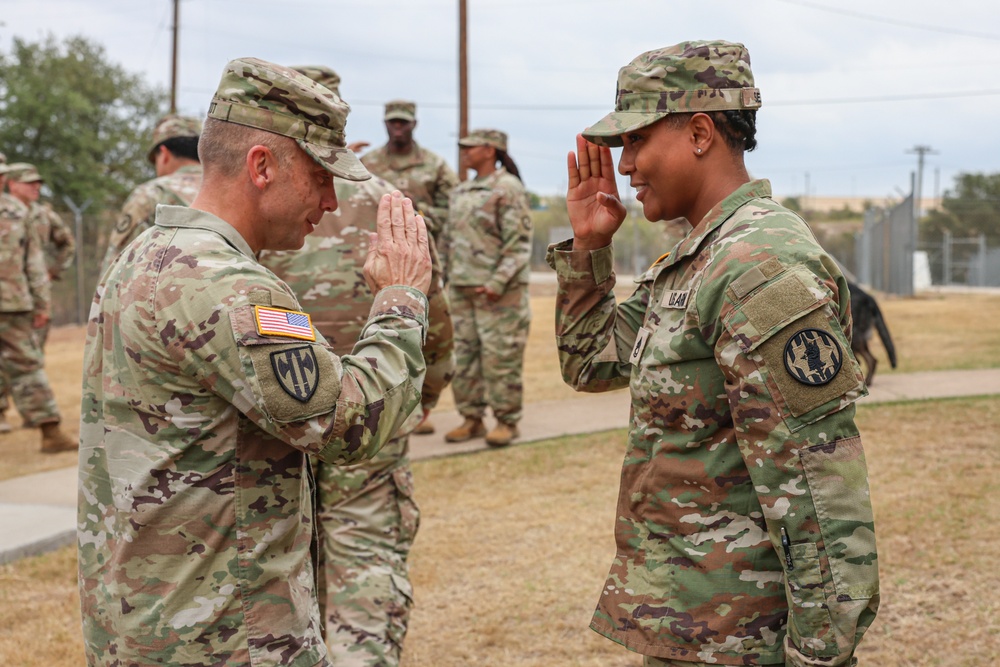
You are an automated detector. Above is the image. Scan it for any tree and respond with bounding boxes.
[0,34,166,210]
[0,34,167,323]
[922,172,1000,242]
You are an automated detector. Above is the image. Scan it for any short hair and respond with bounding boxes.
[157,136,201,162]
[198,117,297,178]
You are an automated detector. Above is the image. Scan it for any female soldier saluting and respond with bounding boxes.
[547,41,879,667]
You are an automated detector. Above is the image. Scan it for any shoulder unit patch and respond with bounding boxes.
[783,328,843,386]
[270,346,320,402]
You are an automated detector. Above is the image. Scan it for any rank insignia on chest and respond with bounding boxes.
[254,306,316,341]
[783,328,843,386]
[661,289,690,309]
[270,345,320,402]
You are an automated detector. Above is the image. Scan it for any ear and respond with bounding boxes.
[246,145,276,191]
[688,113,716,156]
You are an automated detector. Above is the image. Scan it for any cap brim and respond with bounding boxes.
[384,113,415,122]
[581,110,669,147]
[299,140,371,182]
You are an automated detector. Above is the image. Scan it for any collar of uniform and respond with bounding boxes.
[466,166,508,189]
[153,204,256,259]
[381,141,426,169]
[175,164,204,175]
[654,179,773,273]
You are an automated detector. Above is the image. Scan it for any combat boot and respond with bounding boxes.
[444,417,486,443]
[40,422,78,454]
[413,413,435,435]
[485,422,519,448]
[0,413,11,434]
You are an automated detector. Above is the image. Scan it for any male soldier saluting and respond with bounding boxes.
[99,114,202,276]
[77,58,432,667]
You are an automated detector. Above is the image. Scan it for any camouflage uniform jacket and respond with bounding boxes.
[260,174,453,416]
[361,142,457,236]
[100,164,202,276]
[78,205,428,667]
[446,167,532,293]
[28,201,75,279]
[0,193,50,314]
[547,180,879,665]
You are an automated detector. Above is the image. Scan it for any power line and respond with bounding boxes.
[771,0,1000,41]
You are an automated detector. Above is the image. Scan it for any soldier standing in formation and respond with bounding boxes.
[99,114,202,276]
[4,162,76,345]
[259,65,453,667]
[0,157,76,450]
[77,58,432,667]
[360,100,458,436]
[443,129,532,448]
[549,41,879,666]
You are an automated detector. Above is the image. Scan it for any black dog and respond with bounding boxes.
[847,281,897,386]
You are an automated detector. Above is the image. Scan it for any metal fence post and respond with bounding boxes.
[62,195,92,325]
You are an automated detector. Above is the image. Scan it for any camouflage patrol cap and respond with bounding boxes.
[583,40,762,147]
[6,162,43,183]
[384,100,416,122]
[292,65,341,96]
[458,128,508,152]
[207,57,369,181]
[147,114,203,162]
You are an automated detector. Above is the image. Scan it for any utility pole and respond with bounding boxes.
[906,144,938,222]
[170,0,180,114]
[457,0,468,181]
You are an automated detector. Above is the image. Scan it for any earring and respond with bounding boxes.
[696,148,703,154]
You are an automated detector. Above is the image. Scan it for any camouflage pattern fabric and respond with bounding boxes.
[583,40,762,147]
[99,164,202,277]
[28,201,75,281]
[147,114,202,161]
[259,175,454,665]
[383,100,416,122]
[458,128,508,152]
[78,205,429,667]
[547,179,879,665]
[0,194,60,425]
[361,142,457,239]
[446,166,532,424]
[208,58,369,182]
[448,284,529,425]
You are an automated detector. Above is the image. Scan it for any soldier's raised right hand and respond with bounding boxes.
[364,190,432,296]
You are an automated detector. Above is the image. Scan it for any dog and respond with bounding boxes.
[847,281,897,386]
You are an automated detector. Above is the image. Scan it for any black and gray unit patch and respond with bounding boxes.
[783,328,843,386]
[270,345,320,402]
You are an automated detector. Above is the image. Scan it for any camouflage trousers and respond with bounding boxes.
[448,283,530,425]
[0,312,60,426]
[642,658,712,667]
[315,434,419,667]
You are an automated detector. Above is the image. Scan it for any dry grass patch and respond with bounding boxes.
[2,398,999,665]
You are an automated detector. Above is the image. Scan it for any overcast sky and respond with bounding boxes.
[3,0,999,203]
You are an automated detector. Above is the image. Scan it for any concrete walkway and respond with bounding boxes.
[2,367,998,565]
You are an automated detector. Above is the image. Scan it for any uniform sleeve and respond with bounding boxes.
[546,240,642,393]
[485,182,532,294]
[24,221,50,315]
[45,206,76,277]
[417,269,455,410]
[155,254,430,465]
[424,161,459,235]
[709,250,879,666]
[101,188,156,278]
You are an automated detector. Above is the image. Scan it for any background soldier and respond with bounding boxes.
[260,65,453,667]
[0,158,76,449]
[4,162,76,345]
[99,114,202,275]
[360,100,457,436]
[77,57,432,667]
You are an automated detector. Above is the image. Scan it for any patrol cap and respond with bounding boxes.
[147,114,203,162]
[6,162,43,183]
[384,100,416,122]
[458,128,508,153]
[583,40,762,147]
[207,57,369,182]
[292,65,341,96]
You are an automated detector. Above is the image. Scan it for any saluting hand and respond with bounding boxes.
[364,191,433,296]
[566,133,626,251]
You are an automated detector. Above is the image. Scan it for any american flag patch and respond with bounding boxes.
[254,306,316,341]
